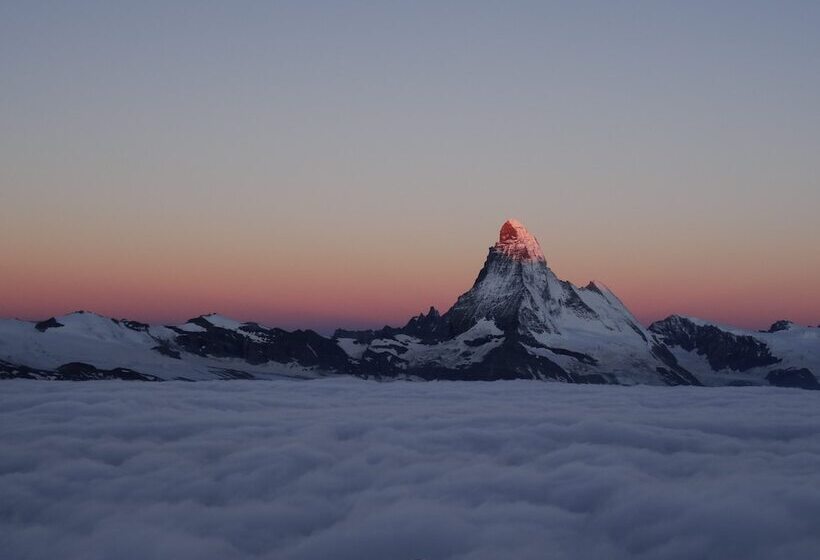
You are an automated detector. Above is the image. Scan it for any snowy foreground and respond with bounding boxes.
[2,380,820,560]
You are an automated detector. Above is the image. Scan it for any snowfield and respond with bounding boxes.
[2,380,820,560]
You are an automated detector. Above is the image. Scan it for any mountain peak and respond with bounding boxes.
[495,219,545,262]
[766,320,795,333]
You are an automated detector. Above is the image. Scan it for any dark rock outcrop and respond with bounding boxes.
[765,320,795,333]
[174,318,352,371]
[0,360,161,381]
[55,362,162,381]
[401,307,449,341]
[35,317,63,332]
[650,316,780,372]
[766,368,819,390]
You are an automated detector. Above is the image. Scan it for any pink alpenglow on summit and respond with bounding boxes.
[494,219,546,262]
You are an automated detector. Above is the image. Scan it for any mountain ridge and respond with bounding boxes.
[1,220,817,388]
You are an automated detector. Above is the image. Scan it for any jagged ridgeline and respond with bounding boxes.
[1,221,818,387]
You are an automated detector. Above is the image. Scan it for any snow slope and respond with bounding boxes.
[0,312,328,380]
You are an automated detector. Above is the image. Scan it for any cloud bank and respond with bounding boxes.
[2,380,820,559]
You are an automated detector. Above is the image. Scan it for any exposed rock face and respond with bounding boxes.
[766,368,819,390]
[119,319,150,332]
[401,307,448,341]
[495,219,546,262]
[0,360,44,379]
[34,317,63,332]
[765,320,795,333]
[0,360,161,381]
[649,315,781,371]
[55,362,163,381]
[171,316,352,370]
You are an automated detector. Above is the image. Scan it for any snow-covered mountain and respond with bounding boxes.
[649,315,820,389]
[0,312,349,381]
[1,220,817,388]
[334,219,698,385]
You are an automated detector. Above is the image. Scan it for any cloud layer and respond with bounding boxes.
[2,380,820,559]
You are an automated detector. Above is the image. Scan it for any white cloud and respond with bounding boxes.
[1,380,820,560]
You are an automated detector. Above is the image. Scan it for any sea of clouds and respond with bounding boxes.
[1,379,819,560]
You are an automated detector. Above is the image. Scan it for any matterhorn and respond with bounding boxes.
[337,219,699,384]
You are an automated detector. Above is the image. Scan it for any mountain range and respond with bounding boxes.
[2,220,818,388]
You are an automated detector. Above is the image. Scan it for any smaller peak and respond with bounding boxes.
[35,317,64,332]
[650,314,693,328]
[198,313,246,330]
[766,320,794,333]
[63,310,111,321]
[188,312,224,321]
[185,315,212,327]
[410,306,440,322]
[495,219,545,262]
[665,314,695,323]
[583,281,623,303]
[583,281,604,295]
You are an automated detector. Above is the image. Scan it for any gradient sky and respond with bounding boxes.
[2,1,819,333]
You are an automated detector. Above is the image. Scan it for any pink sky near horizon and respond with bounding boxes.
[2,217,818,333]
